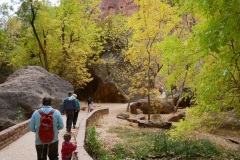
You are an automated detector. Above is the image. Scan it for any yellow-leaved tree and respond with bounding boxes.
[14,0,103,87]
[55,0,103,86]
[125,0,180,119]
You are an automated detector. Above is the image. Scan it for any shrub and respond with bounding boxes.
[153,132,221,159]
[85,125,107,159]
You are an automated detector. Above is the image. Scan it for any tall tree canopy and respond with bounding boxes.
[0,0,239,138]
[4,0,103,87]
[159,0,240,137]
[125,0,179,119]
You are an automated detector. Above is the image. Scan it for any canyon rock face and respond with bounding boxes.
[75,61,128,103]
[98,0,139,19]
[74,0,139,102]
[0,66,73,131]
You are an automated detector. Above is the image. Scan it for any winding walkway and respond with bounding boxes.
[0,112,86,160]
[0,103,126,160]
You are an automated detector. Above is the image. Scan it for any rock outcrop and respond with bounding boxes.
[99,0,139,19]
[0,75,7,84]
[0,66,73,131]
[75,61,128,103]
[76,0,140,102]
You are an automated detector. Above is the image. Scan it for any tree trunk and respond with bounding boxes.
[174,65,189,112]
[126,99,131,112]
[174,86,183,112]
[30,3,49,71]
[147,93,151,120]
[61,21,68,58]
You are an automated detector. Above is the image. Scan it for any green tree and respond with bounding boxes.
[0,3,22,74]
[99,14,130,57]
[165,0,240,137]
[158,36,197,112]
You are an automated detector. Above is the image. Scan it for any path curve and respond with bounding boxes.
[0,102,127,160]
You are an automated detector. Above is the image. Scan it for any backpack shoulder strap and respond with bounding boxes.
[38,109,55,116]
[49,109,55,115]
[38,109,45,116]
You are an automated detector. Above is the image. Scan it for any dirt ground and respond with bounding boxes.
[94,103,240,152]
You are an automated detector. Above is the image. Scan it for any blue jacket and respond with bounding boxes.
[29,106,64,145]
[62,96,77,112]
[75,99,80,111]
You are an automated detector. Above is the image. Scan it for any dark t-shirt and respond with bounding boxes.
[86,98,92,105]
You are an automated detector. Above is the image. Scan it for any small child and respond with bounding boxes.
[89,102,95,112]
[61,133,77,160]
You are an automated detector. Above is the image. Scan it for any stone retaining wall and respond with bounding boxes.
[0,120,30,150]
[75,108,109,160]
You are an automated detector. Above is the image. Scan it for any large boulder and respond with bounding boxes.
[167,112,185,122]
[130,99,146,114]
[0,66,73,131]
[130,99,174,114]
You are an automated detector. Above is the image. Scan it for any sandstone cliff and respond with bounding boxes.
[98,0,139,19]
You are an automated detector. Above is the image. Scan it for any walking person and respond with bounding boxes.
[86,97,93,113]
[89,102,95,112]
[61,132,77,160]
[29,96,64,160]
[62,92,77,133]
[72,94,80,129]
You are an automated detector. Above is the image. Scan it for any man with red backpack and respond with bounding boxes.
[30,96,64,160]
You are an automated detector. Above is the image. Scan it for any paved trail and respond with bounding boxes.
[0,103,127,160]
[0,112,83,160]
[0,108,89,160]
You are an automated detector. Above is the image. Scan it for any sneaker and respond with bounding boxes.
[73,125,76,129]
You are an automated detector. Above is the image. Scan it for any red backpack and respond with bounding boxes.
[38,109,55,143]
